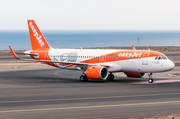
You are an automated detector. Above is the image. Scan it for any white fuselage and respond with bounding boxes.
[46,48,175,73]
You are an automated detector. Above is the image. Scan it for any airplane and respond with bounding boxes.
[9,20,175,83]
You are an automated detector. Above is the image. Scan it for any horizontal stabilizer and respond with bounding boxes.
[9,46,88,65]
[15,52,39,56]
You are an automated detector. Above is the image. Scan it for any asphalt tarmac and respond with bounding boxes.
[0,67,180,119]
[0,54,180,119]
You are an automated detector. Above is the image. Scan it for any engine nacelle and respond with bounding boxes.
[86,66,108,80]
[125,72,145,78]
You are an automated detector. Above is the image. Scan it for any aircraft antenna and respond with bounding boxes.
[137,37,140,47]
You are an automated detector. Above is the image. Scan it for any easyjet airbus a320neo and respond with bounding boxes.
[9,20,175,83]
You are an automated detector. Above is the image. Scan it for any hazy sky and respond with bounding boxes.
[0,0,180,30]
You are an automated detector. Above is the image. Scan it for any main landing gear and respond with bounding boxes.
[148,73,153,83]
[107,73,114,81]
[79,75,88,82]
[79,73,115,82]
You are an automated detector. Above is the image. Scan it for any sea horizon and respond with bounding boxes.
[0,30,180,50]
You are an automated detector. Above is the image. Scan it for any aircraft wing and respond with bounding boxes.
[15,52,39,56]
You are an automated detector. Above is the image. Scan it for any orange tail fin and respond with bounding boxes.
[27,20,50,50]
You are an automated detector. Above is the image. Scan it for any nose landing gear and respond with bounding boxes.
[148,73,153,83]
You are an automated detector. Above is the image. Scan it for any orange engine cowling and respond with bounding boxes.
[125,72,145,78]
[86,66,108,80]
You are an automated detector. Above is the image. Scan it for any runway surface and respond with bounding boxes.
[0,67,180,119]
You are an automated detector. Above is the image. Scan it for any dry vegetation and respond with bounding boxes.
[0,62,50,69]
[0,50,25,57]
[130,114,180,119]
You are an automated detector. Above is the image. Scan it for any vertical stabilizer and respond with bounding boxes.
[27,20,50,50]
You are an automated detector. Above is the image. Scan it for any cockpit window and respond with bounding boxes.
[162,57,167,60]
[155,56,168,60]
[158,57,162,60]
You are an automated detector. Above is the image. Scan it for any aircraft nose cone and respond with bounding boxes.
[168,60,175,71]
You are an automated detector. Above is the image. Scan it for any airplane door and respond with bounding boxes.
[142,53,149,65]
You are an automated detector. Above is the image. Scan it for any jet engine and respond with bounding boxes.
[86,66,108,80]
[125,72,145,78]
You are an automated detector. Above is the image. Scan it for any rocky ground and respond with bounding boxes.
[0,61,50,69]
[130,114,180,119]
[0,50,25,57]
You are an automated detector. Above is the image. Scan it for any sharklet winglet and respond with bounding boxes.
[9,46,19,59]
[132,45,136,50]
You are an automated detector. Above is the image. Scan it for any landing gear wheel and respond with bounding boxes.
[107,74,114,81]
[148,73,153,83]
[148,79,153,83]
[79,75,88,82]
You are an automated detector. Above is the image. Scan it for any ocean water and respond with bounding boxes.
[0,31,180,50]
